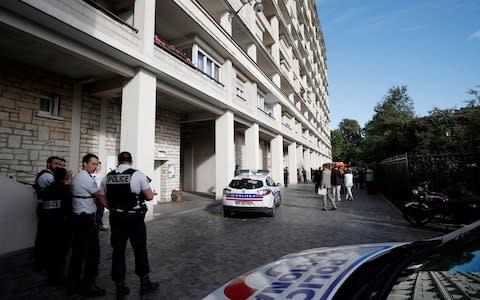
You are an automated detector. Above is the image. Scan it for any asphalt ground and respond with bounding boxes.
[0,184,446,299]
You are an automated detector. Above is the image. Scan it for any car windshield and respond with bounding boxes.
[229,179,263,189]
[334,221,480,300]
[417,225,480,272]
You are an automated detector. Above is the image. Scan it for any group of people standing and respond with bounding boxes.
[313,163,356,210]
[34,152,158,299]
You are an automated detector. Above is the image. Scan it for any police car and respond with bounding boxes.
[222,169,282,217]
[203,220,480,299]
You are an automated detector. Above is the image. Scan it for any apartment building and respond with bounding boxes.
[0,0,330,253]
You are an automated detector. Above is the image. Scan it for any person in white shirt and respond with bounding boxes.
[67,153,106,297]
[92,161,108,231]
[344,168,355,201]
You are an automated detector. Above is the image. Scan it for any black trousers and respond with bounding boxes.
[96,202,105,226]
[34,204,47,270]
[68,213,100,286]
[43,213,71,277]
[109,211,150,282]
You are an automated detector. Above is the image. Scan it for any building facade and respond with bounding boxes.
[0,0,330,253]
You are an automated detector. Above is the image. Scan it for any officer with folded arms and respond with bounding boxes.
[99,151,159,299]
[67,153,106,297]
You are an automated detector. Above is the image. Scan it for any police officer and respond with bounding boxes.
[41,167,72,283]
[33,156,65,271]
[67,153,106,297]
[99,151,159,299]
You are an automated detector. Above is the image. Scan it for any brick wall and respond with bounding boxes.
[155,109,181,201]
[1,62,181,201]
[0,63,73,183]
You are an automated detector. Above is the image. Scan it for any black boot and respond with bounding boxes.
[140,275,159,296]
[116,281,130,300]
[80,281,106,297]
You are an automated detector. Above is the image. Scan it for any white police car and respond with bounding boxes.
[222,169,282,217]
[203,220,480,299]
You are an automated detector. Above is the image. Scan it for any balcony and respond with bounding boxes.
[153,35,196,70]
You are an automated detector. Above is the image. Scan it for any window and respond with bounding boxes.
[236,77,246,99]
[38,94,60,117]
[83,0,137,32]
[257,93,265,111]
[257,93,273,116]
[197,50,221,81]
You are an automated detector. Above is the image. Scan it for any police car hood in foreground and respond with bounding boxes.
[204,220,480,300]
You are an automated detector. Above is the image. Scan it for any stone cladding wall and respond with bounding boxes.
[0,63,73,183]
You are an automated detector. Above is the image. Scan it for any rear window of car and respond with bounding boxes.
[229,179,263,189]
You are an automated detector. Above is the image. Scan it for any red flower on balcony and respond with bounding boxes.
[154,35,196,68]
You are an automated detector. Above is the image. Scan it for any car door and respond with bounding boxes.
[266,176,280,201]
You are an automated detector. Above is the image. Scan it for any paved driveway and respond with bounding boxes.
[0,184,443,299]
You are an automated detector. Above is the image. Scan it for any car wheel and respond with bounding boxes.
[275,195,282,207]
[223,207,230,218]
[267,205,275,217]
[403,202,430,225]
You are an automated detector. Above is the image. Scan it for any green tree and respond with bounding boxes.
[330,129,343,162]
[362,86,415,161]
[338,119,362,164]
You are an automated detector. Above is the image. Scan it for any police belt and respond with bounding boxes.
[111,208,144,214]
[73,195,93,199]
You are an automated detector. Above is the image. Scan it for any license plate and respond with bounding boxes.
[236,201,254,206]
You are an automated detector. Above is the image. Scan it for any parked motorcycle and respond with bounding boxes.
[403,181,480,226]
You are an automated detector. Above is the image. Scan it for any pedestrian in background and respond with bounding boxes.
[283,167,289,187]
[313,167,322,194]
[68,153,105,297]
[92,161,108,231]
[344,168,354,201]
[320,163,336,211]
[331,165,343,202]
[366,166,375,194]
[99,151,159,299]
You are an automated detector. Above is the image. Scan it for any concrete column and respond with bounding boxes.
[98,97,107,166]
[272,73,281,88]
[297,144,304,171]
[272,103,281,124]
[312,152,319,170]
[223,59,234,103]
[304,149,311,181]
[120,69,156,218]
[69,83,82,173]
[215,111,235,200]
[270,16,280,64]
[220,12,232,35]
[245,123,259,169]
[288,142,297,185]
[270,135,283,184]
[247,43,257,63]
[134,0,156,57]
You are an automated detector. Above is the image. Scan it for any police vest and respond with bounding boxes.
[41,181,71,214]
[106,168,143,210]
[33,169,53,200]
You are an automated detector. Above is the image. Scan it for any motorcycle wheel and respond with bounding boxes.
[403,202,431,226]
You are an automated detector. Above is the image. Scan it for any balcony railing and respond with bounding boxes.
[154,35,196,69]
[83,0,138,33]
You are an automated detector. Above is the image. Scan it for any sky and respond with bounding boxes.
[314,0,480,129]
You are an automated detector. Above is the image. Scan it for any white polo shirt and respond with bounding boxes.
[71,170,99,214]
